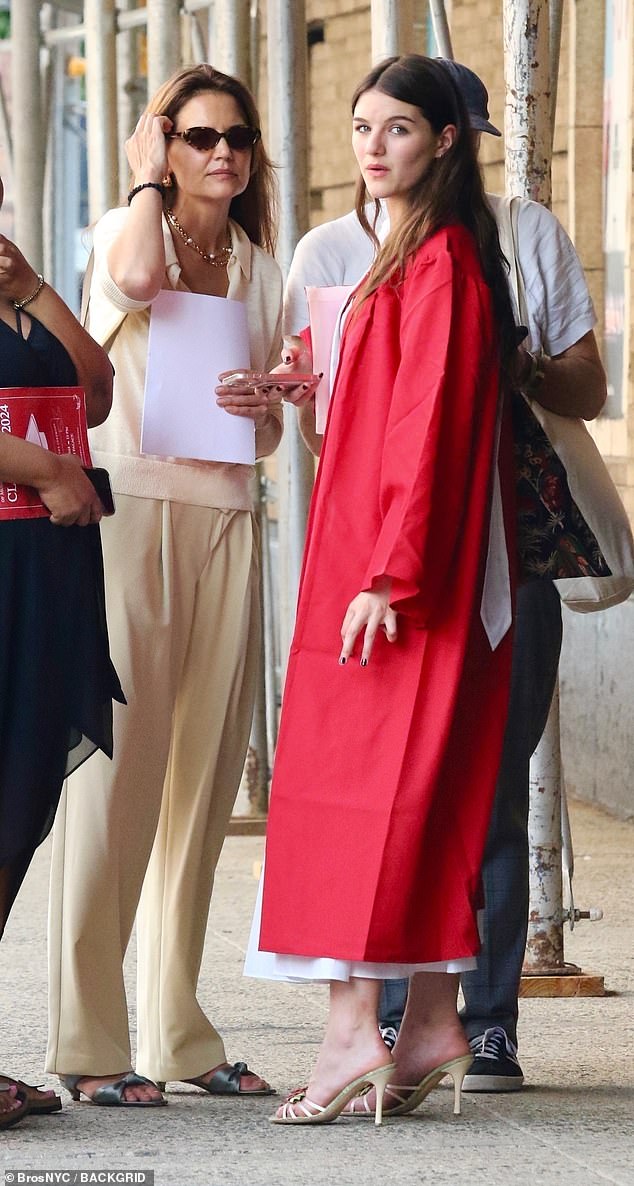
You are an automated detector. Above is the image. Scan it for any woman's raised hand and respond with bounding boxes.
[339,577,398,666]
[36,454,104,527]
[125,112,172,184]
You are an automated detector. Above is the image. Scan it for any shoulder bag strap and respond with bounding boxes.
[496,194,528,328]
[80,248,95,328]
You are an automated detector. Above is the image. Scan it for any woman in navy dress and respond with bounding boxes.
[0,174,123,1123]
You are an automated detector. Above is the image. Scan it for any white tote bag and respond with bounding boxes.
[496,195,634,613]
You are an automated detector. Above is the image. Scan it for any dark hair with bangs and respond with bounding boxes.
[146,63,278,254]
[352,54,516,380]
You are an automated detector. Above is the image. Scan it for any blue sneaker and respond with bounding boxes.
[462,1026,524,1092]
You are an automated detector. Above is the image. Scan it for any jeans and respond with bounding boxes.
[378,581,563,1049]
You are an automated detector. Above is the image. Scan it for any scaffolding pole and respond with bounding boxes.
[503,0,604,995]
[42,4,61,290]
[266,0,313,664]
[212,0,251,85]
[370,0,415,61]
[146,0,182,100]
[10,0,45,268]
[503,0,551,205]
[84,0,118,222]
[243,466,274,818]
[0,74,12,176]
[524,685,568,973]
[116,0,145,201]
[188,11,207,62]
[549,0,564,147]
[429,0,454,58]
[211,0,266,818]
[503,0,562,986]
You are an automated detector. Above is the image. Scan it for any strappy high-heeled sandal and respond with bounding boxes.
[271,1062,396,1126]
[344,1054,472,1117]
[59,1072,166,1107]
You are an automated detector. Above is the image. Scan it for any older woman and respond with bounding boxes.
[46,65,284,1106]
[0,174,121,1124]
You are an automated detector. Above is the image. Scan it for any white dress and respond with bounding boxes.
[244,864,478,983]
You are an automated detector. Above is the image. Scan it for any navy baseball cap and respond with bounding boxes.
[436,58,502,137]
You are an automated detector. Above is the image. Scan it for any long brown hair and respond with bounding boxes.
[147,64,278,253]
[352,55,516,378]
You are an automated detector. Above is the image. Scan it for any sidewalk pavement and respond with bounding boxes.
[0,799,632,1186]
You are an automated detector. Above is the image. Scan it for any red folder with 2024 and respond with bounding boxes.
[0,387,92,519]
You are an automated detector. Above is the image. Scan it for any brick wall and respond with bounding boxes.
[298,2,576,232]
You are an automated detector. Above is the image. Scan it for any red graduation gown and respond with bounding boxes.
[260,224,515,965]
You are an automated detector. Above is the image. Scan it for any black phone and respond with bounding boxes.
[83,466,115,515]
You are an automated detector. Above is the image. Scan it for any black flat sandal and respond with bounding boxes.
[158,1061,275,1096]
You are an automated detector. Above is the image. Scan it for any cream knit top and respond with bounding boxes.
[86,207,284,510]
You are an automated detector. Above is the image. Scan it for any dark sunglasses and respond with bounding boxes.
[167,125,261,152]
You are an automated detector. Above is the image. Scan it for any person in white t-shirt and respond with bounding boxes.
[282,58,606,1093]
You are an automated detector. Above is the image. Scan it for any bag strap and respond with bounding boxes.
[80,248,95,328]
[496,195,530,328]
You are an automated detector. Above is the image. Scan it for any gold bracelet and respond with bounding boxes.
[13,273,45,310]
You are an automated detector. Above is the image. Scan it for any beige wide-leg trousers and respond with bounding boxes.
[47,495,260,1082]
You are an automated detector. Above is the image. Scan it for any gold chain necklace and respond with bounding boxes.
[166,210,232,268]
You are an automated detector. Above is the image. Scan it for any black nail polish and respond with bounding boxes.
[360,658,368,667]
[339,656,347,665]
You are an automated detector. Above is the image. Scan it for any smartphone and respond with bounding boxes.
[218,369,317,389]
[217,369,266,387]
[257,373,319,388]
[83,466,115,515]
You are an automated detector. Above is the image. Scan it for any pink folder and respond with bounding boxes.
[306,286,354,433]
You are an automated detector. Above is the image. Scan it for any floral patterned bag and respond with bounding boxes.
[497,195,634,612]
[512,390,612,581]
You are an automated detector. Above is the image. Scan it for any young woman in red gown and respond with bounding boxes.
[248,55,519,1125]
